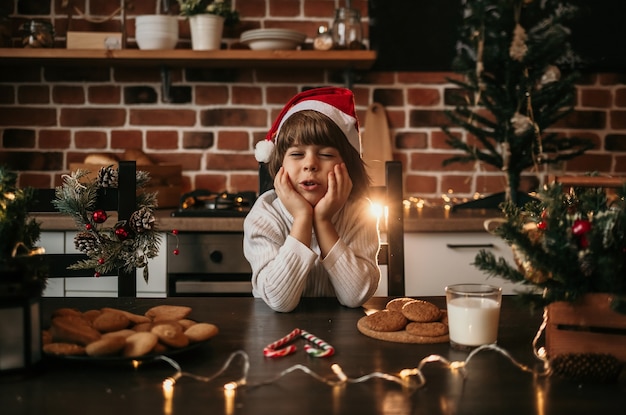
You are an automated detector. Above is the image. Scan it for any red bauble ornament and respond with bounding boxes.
[173,249,180,255]
[172,229,179,235]
[85,223,93,230]
[572,219,592,236]
[537,221,547,230]
[115,225,131,241]
[92,209,108,223]
[98,258,105,265]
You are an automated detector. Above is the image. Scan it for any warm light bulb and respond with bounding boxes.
[224,381,238,391]
[449,361,465,371]
[331,364,348,382]
[163,378,175,390]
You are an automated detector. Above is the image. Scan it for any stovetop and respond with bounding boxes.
[170,190,256,217]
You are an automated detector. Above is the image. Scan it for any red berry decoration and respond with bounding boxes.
[172,229,179,235]
[98,258,105,265]
[115,225,131,241]
[173,249,180,255]
[537,221,547,230]
[92,209,108,223]
[94,272,101,278]
[85,223,93,230]
[572,219,592,236]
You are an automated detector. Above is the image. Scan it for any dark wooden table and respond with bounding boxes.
[1,296,625,415]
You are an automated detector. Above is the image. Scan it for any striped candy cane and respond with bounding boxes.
[300,329,335,358]
[263,328,301,358]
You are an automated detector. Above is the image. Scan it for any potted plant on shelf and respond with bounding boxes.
[177,0,239,50]
[473,178,626,365]
[0,165,46,373]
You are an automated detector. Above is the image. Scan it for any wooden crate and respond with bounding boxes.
[546,293,626,362]
[69,163,182,208]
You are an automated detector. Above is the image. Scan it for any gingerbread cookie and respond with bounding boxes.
[92,311,130,333]
[385,297,415,312]
[405,321,448,337]
[123,332,158,357]
[361,310,408,332]
[50,316,101,346]
[185,323,219,343]
[101,307,151,325]
[401,300,442,322]
[145,305,192,322]
[151,322,189,348]
[85,336,127,357]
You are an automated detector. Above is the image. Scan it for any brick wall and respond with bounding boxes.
[1,0,626,205]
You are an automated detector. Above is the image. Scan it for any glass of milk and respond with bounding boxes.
[445,284,502,351]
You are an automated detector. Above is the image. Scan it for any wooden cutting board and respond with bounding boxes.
[357,315,450,344]
[361,102,393,187]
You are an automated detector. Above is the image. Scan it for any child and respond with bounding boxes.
[244,87,381,312]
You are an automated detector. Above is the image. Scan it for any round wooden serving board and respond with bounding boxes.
[357,316,449,344]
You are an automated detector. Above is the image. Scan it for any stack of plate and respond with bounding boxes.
[240,28,306,50]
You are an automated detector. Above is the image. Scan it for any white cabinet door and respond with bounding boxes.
[404,232,523,296]
[39,232,65,297]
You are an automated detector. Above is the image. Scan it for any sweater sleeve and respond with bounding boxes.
[243,192,318,312]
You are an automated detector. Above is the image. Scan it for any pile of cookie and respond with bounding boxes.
[43,305,218,358]
[357,298,449,344]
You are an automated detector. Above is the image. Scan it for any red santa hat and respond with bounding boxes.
[254,87,361,163]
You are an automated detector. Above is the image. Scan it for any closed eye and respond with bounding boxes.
[319,148,339,158]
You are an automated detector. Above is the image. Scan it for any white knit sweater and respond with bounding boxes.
[243,190,381,312]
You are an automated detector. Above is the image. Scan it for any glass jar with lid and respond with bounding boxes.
[331,8,362,50]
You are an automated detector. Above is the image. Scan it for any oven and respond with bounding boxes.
[167,232,252,296]
[167,190,255,296]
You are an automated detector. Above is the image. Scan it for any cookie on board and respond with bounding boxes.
[361,310,408,332]
[401,300,442,323]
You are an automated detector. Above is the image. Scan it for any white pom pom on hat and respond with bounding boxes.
[254,87,361,163]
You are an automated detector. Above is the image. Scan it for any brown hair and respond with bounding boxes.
[267,110,370,199]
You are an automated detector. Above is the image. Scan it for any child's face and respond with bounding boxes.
[281,144,345,206]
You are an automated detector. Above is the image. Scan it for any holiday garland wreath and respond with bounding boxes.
[53,166,161,282]
[474,178,626,313]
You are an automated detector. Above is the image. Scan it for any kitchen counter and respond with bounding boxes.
[33,207,502,233]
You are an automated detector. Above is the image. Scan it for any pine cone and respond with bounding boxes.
[551,353,623,383]
[97,166,118,188]
[129,207,155,233]
[74,232,98,255]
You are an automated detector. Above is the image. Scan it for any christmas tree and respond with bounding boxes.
[474,180,626,313]
[0,165,47,296]
[443,0,594,206]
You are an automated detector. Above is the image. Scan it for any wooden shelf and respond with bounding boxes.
[0,48,377,69]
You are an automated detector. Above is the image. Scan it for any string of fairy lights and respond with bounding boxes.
[156,314,552,396]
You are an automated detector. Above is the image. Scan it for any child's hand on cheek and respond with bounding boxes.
[315,163,352,221]
[274,167,312,217]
